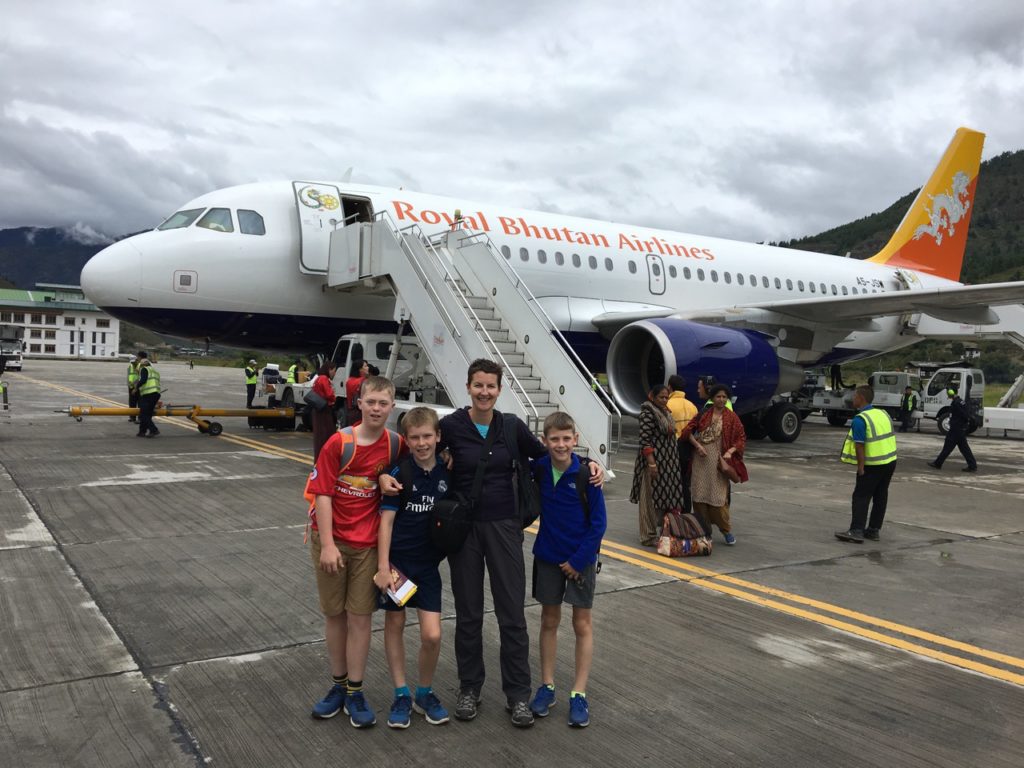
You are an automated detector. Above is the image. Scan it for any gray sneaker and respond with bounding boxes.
[454,689,481,721]
[507,700,535,728]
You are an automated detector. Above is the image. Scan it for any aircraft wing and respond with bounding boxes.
[589,281,1024,334]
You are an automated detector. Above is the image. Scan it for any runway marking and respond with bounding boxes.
[24,374,1023,686]
[592,538,1024,685]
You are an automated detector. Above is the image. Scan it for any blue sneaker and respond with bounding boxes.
[387,694,412,729]
[344,691,377,728]
[311,683,345,719]
[413,690,450,725]
[529,684,556,717]
[724,533,736,545]
[568,694,590,728]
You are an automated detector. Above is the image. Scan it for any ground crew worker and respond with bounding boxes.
[835,385,897,543]
[244,359,259,408]
[126,354,140,423]
[287,358,301,384]
[898,385,918,433]
[697,376,733,412]
[928,389,978,472]
[136,355,161,438]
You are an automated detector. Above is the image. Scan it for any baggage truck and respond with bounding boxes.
[0,325,25,372]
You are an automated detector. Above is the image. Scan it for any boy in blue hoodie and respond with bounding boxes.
[528,412,607,728]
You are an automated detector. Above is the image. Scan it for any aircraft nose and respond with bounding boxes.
[80,238,142,308]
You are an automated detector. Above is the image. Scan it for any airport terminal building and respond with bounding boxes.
[0,283,120,360]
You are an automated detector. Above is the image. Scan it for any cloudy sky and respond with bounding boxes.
[2,0,1023,245]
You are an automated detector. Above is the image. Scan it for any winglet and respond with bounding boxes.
[868,128,985,281]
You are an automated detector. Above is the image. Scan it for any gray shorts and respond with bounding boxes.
[532,558,596,608]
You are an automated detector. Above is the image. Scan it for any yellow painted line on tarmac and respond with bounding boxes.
[22,374,1023,684]
[593,538,1024,684]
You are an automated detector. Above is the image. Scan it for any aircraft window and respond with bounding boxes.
[179,274,192,287]
[724,272,732,284]
[797,280,804,291]
[737,273,744,286]
[809,282,816,293]
[501,245,511,260]
[710,270,719,283]
[605,258,614,271]
[683,267,692,279]
[538,249,548,264]
[786,279,793,290]
[628,260,637,274]
[774,277,782,289]
[555,252,565,266]
[158,208,204,230]
[651,262,661,277]
[697,268,705,281]
[842,285,849,295]
[520,247,529,262]
[572,253,581,268]
[238,209,266,235]
[820,282,827,294]
[749,274,756,286]
[852,286,858,295]
[831,284,838,295]
[197,208,234,232]
[762,276,769,288]
[668,265,677,278]
[588,255,598,269]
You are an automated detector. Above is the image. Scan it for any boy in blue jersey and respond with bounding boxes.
[374,407,450,729]
[528,412,607,728]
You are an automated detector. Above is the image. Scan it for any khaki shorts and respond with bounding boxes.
[309,531,378,616]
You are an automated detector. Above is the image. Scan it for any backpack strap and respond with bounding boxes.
[576,456,602,573]
[337,427,357,472]
[397,456,415,512]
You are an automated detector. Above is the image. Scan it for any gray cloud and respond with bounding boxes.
[1,0,1022,246]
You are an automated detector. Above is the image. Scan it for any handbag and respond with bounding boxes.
[657,511,713,557]
[303,388,328,411]
[430,416,499,556]
[502,413,542,528]
[718,454,748,483]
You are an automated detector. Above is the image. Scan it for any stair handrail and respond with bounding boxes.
[370,212,541,421]
[434,228,622,421]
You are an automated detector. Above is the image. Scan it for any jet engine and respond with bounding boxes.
[606,318,804,427]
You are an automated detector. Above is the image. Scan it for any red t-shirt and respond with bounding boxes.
[308,429,405,548]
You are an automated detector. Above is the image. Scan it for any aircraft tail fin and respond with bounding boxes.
[868,127,984,281]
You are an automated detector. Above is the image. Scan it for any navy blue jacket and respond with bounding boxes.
[532,453,607,572]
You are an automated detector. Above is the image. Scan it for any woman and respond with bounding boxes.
[310,361,338,462]
[344,359,369,426]
[686,384,746,545]
[630,384,684,547]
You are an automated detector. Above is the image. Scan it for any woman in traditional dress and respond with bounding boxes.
[630,384,684,546]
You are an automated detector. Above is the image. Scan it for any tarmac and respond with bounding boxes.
[1,359,1022,767]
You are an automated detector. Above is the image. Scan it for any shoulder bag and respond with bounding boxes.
[430,417,499,556]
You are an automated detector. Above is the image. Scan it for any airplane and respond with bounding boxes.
[81,127,1024,440]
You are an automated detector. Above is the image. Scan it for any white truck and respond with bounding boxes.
[0,325,25,372]
[800,367,983,434]
[250,333,446,430]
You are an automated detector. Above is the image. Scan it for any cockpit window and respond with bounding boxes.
[238,209,266,236]
[197,208,234,232]
[157,208,204,230]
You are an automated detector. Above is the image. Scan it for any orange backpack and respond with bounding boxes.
[303,426,402,512]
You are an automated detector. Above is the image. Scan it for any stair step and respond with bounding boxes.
[508,364,534,378]
[467,307,495,321]
[478,318,502,331]
[501,353,525,365]
[491,340,518,354]
[480,328,509,343]
[465,295,490,310]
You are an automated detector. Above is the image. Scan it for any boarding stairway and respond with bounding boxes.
[324,213,622,465]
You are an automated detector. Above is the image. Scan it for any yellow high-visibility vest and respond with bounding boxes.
[138,366,161,396]
[127,363,139,386]
[287,365,297,384]
[245,366,258,385]
[841,408,897,465]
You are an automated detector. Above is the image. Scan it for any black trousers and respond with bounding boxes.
[138,393,160,435]
[850,462,896,533]
[934,427,976,469]
[246,383,256,408]
[128,387,139,420]
[448,517,531,702]
[899,410,913,432]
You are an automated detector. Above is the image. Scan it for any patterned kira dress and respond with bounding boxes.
[630,400,685,546]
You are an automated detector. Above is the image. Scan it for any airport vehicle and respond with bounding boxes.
[981,406,1024,436]
[80,128,1024,459]
[0,325,25,372]
[63,404,295,435]
[799,370,925,430]
[922,366,985,434]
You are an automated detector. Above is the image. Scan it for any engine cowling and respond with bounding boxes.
[606,319,803,414]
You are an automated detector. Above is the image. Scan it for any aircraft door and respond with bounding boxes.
[645,253,666,296]
[894,268,924,331]
[293,181,343,274]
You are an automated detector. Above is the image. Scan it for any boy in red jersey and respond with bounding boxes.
[307,376,403,728]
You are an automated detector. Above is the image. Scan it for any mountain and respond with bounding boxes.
[777,148,1024,283]
[2,149,1023,289]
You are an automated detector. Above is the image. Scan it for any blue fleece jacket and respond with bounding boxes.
[531,453,607,573]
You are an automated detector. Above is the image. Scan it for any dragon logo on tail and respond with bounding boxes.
[913,171,971,245]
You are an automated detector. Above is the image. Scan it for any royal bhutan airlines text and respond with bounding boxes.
[391,200,715,261]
